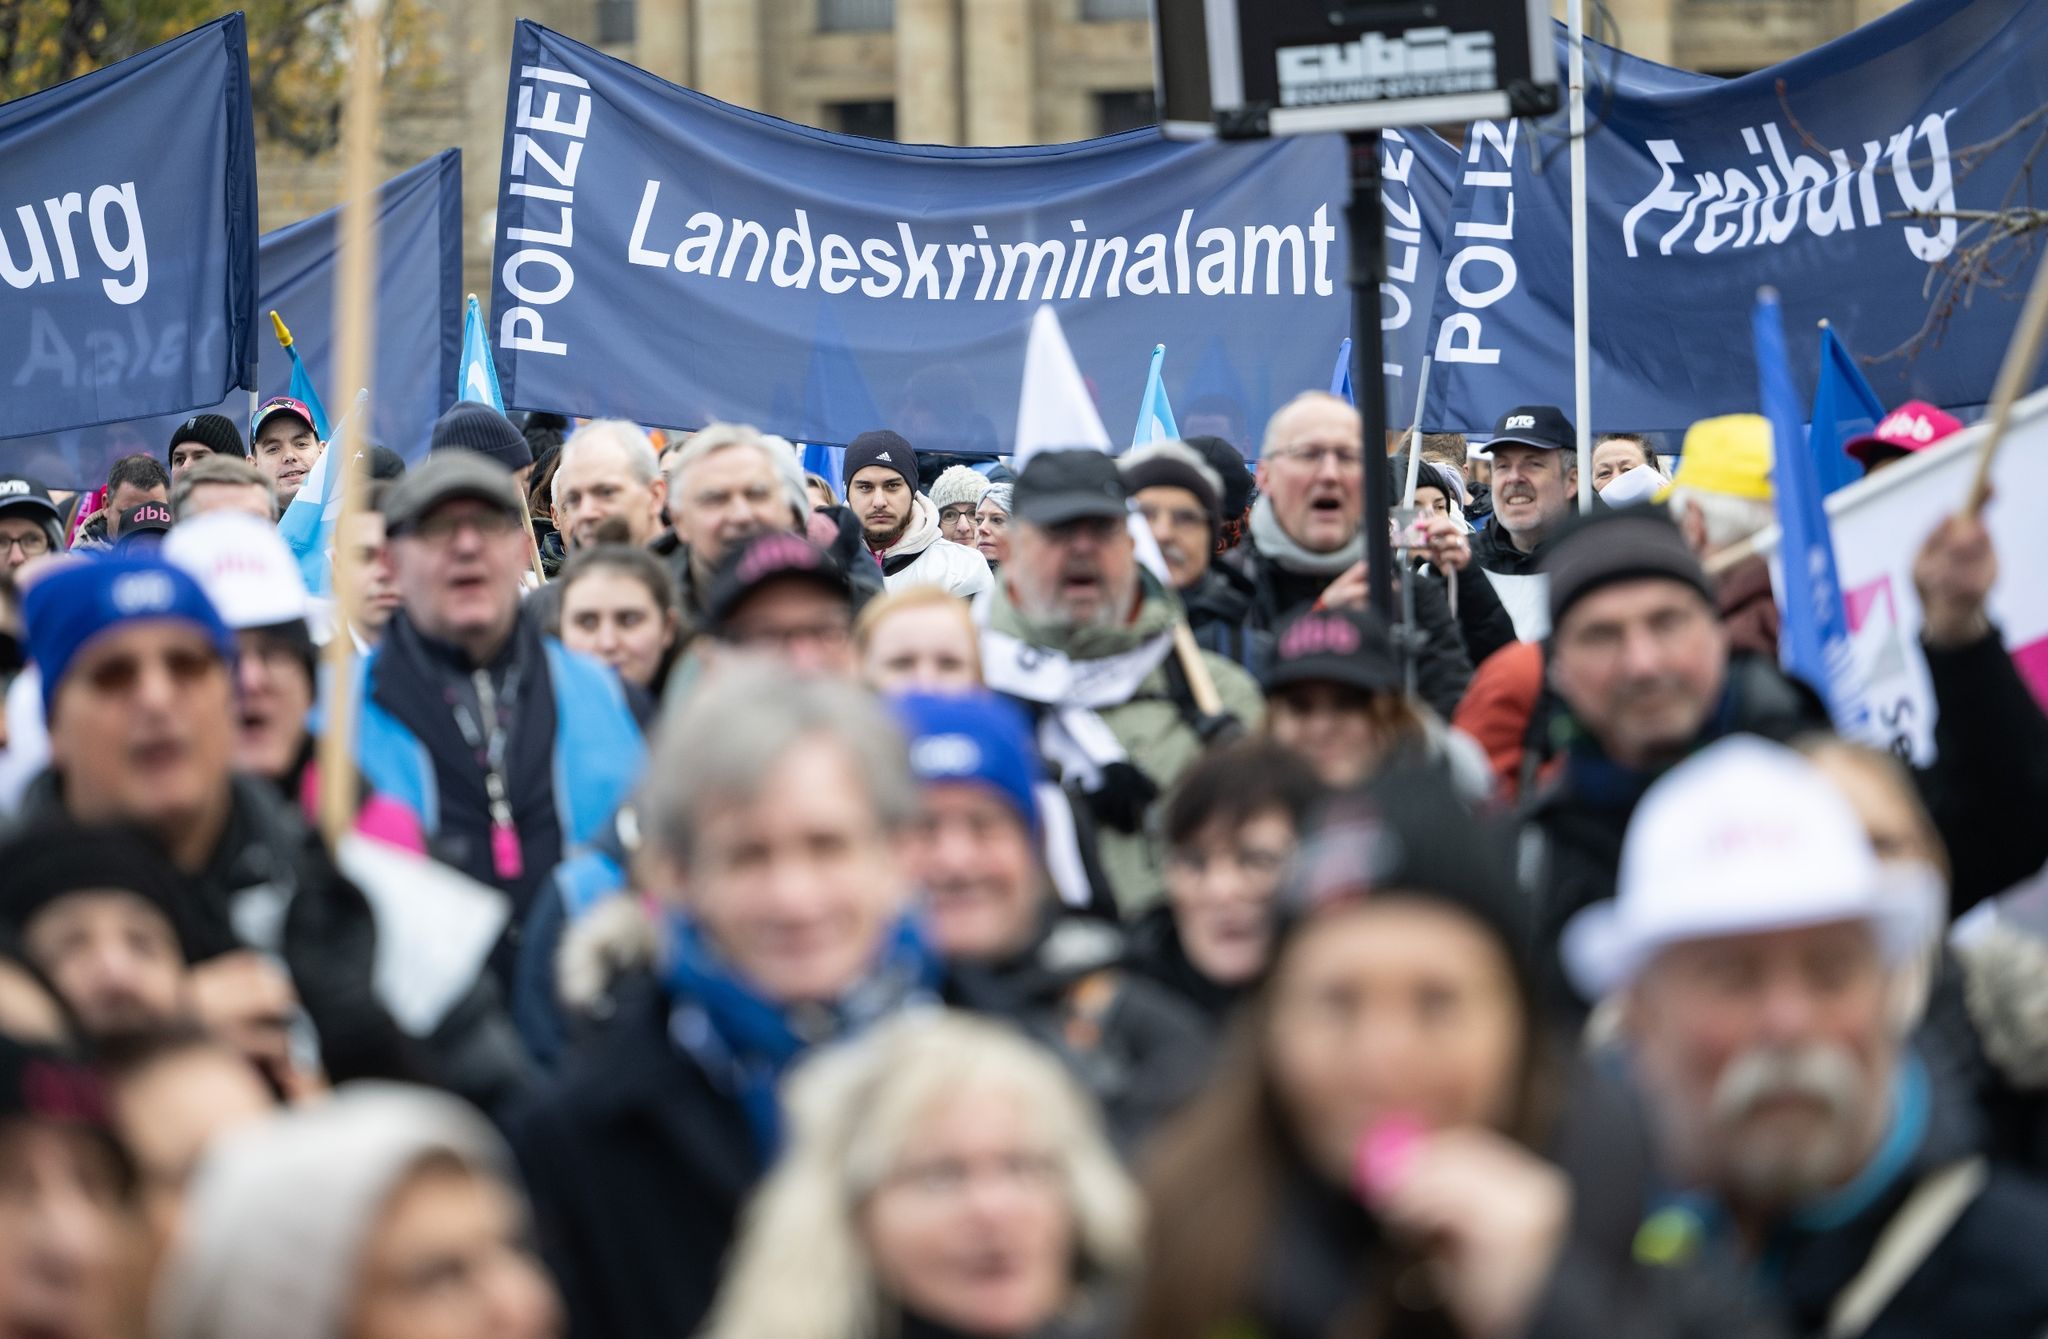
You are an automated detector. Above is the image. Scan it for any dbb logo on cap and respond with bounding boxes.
[110,571,176,615]
[1278,613,1361,660]
[1504,414,1536,430]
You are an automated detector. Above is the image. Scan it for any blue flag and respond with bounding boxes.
[1754,289,1862,729]
[457,294,505,410]
[1810,325,1887,496]
[1132,345,1178,448]
[1330,337,1354,405]
[272,311,334,440]
[0,15,258,442]
[0,152,463,485]
[285,345,333,439]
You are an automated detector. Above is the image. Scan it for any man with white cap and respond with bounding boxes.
[1566,736,2048,1337]
[164,512,320,787]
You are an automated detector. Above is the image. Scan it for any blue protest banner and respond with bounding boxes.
[0,151,463,486]
[0,15,258,443]
[1424,0,2048,436]
[491,22,1461,457]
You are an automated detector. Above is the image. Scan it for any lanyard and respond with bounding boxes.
[451,665,525,881]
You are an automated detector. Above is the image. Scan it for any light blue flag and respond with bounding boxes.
[1330,337,1353,405]
[1131,344,1179,449]
[277,388,368,593]
[1754,289,1863,731]
[271,311,333,441]
[1810,325,1886,498]
[457,294,505,411]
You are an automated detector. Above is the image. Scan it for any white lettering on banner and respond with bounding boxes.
[12,307,215,389]
[1380,129,1422,379]
[0,182,149,305]
[623,191,1341,301]
[500,63,592,358]
[1434,120,1517,366]
[1276,27,1496,107]
[1621,111,1958,263]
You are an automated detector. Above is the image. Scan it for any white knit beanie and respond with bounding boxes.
[153,1083,512,1339]
[927,464,990,513]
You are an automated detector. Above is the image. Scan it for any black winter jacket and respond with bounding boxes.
[1224,537,1473,720]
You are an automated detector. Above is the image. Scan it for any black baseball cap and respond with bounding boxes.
[1012,450,1128,527]
[0,477,60,525]
[706,531,853,635]
[1262,606,1403,697]
[383,450,526,537]
[1481,405,1576,455]
[117,502,175,550]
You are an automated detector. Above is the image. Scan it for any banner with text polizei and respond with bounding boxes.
[490,22,1452,456]
[0,151,463,487]
[1422,0,2048,436]
[0,14,259,441]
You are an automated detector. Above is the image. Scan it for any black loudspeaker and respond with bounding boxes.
[1153,0,1559,140]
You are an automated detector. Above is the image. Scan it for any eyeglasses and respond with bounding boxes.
[410,510,521,544]
[78,645,222,696]
[1271,444,1365,471]
[0,533,49,557]
[723,620,851,652]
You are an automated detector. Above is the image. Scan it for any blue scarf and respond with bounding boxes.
[659,910,942,1156]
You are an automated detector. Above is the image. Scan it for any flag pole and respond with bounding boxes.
[1963,246,2048,516]
[318,0,384,850]
[1568,0,1593,510]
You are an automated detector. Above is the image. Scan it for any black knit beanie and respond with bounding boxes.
[1542,509,1713,632]
[0,820,195,961]
[843,430,919,494]
[430,402,533,472]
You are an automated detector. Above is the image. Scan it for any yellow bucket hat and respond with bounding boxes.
[1659,413,1774,503]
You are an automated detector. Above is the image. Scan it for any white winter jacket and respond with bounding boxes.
[875,493,993,599]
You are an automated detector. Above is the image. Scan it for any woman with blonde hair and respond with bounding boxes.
[855,586,984,696]
[700,1010,1140,1339]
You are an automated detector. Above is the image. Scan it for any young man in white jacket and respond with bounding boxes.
[843,430,992,599]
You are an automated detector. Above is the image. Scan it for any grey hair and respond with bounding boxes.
[1260,389,1357,459]
[666,421,809,522]
[551,419,660,508]
[171,456,276,522]
[639,659,918,864]
[699,1011,1143,1339]
[1670,485,1774,553]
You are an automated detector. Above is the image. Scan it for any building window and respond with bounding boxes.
[1081,0,1148,18]
[833,100,898,140]
[1095,89,1157,135]
[596,0,636,43]
[820,0,894,31]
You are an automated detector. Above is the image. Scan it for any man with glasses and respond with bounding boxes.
[354,451,645,946]
[978,450,1261,915]
[1230,391,1472,718]
[0,477,63,578]
[699,531,858,678]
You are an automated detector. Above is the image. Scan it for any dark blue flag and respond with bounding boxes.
[1,151,463,485]
[0,15,258,443]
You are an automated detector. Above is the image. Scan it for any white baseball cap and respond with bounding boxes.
[1562,736,1942,999]
[162,510,311,631]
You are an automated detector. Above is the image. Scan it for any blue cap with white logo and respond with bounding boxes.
[23,556,233,718]
[895,691,1042,834]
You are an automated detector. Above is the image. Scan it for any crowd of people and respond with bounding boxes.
[0,376,2042,1339]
